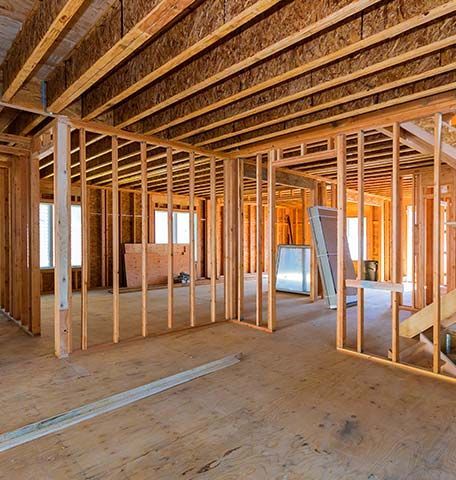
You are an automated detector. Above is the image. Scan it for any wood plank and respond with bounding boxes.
[112,136,120,343]
[0,353,242,453]
[256,154,263,327]
[80,128,88,349]
[357,131,364,353]
[150,4,456,138]
[1,0,86,101]
[210,156,217,323]
[238,158,244,321]
[336,134,346,349]
[167,148,174,329]
[273,149,336,168]
[113,0,379,128]
[30,141,41,335]
[391,122,400,362]
[433,113,443,374]
[53,117,72,358]
[84,0,283,121]
[244,161,314,190]
[346,279,403,293]
[140,142,148,337]
[45,0,200,114]
[189,151,196,327]
[267,149,276,331]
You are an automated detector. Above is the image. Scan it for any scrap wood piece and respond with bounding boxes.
[0,353,242,453]
[399,289,456,338]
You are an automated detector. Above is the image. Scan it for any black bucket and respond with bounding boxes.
[364,260,378,281]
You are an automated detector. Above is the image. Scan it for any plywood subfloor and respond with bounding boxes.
[0,281,454,479]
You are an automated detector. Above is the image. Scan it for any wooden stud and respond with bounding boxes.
[310,184,319,302]
[210,156,217,322]
[357,130,364,353]
[433,113,443,373]
[30,143,41,335]
[336,134,347,349]
[80,128,88,349]
[391,122,400,362]
[189,151,196,327]
[167,147,174,329]
[256,153,263,326]
[238,158,244,321]
[140,142,148,337]
[53,117,72,358]
[112,136,120,344]
[267,149,276,331]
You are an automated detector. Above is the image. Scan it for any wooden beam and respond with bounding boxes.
[167,147,174,329]
[401,121,456,169]
[267,149,276,331]
[189,151,196,327]
[391,122,400,362]
[357,131,364,353]
[237,89,456,156]
[140,142,148,337]
[1,0,85,101]
[83,0,283,120]
[210,156,216,323]
[112,136,120,344]
[53,117,71,358]
[256,154,263,327]
[0,145,30,156]
[433,113,443,374]
[274,149,336,168]
[80,128,88,350]
[336,134,346,349]
[145,4,456,137]
[111,0,380,128]
[45,0,199,113]
[244,161,314,190]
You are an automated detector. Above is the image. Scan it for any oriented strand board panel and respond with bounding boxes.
[124,243,190,287]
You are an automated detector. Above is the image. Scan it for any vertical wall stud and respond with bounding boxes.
[140,142,148,337]
[167,147,174,329]
[53,117,72,358]
[433,113,443,373]
[238,158,244,321]
[391,123,401,362]
[189,152,196,327]
[80,128,88,349]
[210,156,217,322]
[357,131,364,353]
[112,136,120,344]
[256,153,263,326]
[267,149,276,331]
[336,134,347,349]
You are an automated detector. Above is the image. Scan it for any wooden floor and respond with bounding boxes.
[0,280,454,479]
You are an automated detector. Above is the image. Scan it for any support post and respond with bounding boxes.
[30,142,41,335]
[256,153,263,326]
[210,156,217,323]
[433,113,442,373]
[140,142,148,337]
[189,152,196,327]
[80,128,88,349]
[238,158,244,321]
[336,134,347,349]
[53,117,72,358]
[357,131,364,353]
[112,136,120,344]
[267,149,276,331]
[391,123,400,362]
[167,147,174,329]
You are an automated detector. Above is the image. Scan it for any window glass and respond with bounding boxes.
[39,203,82,268]
[346,217,367,261]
